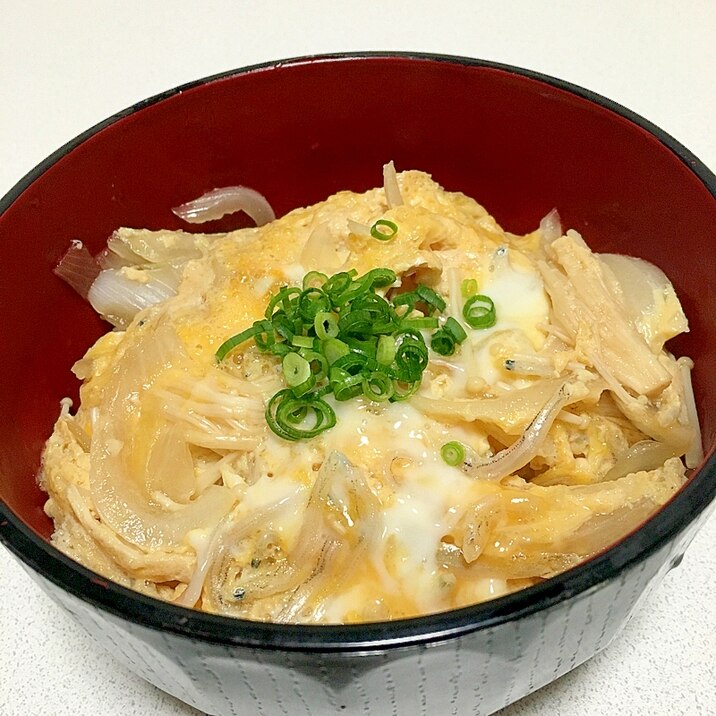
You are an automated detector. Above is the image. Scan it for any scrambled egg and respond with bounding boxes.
[41,170,696,623]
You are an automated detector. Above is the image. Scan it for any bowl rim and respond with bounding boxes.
[1,50,715,653]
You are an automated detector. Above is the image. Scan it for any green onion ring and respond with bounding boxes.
[463,294,497,329]
[430,330,456,356]
[441,441,466,466]
[314,311,339,339]
[461,278,478,298]
[370,219,398,241]
[283,352,311,388]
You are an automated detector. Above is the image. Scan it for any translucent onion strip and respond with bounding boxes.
[53,240,101,299]
[678,357,704,468]
[383,160,403,208]
[603,440,679,482]
[172,186,276,226]
[87,265,182,327]
[89,322,237,550]
[539,208,562,244]
[347,219,371,237]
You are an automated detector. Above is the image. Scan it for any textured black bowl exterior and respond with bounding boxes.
[9,506,708,715]
[1,53,716,715]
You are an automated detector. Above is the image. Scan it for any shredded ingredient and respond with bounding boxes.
[172,185,275,226]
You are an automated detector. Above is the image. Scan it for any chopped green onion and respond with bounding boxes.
[393,331,429,382]
[391,378,421,402]
[362,371,394,402]
[461,278,478,298]
[463,294,497,329]
[303,271,328,289]
[332,352,374,376]
[330,368,364,401]
[343,335,378,358]
[376,335,396,365]
[338,308,378,336]
[215,320,273,361]
[415,284,446,314]
[363,267,397,288]
[265,286,300,320]
[217,266,466,439]
[268,343,292,357]
[298,287,331,321]
[314,311,339,339]
[291,335,314,349]
[266,390,336,440]
[443,316,467,343]
[399,316,439,331]
[290,374,316,398]
[370,219,398,241]
[272,318,297,344]
[283,353,311,388]
[299,349,329,379]
[441,441,466,466]
[323,272,353,300]
[392,284,447,316]
[431,329,456,356]
[323,338,350,365]
[391,291,418,312]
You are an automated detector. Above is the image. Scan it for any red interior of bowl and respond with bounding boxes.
[1,54,715,539]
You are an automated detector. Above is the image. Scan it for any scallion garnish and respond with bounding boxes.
[376,335,396,365]
[463,294,497,329]
[216,267,471,440]
[266,389,337,441]
[362,371,394,402]
[303,271,328,290]
[441,441,466,466]
[443,316,468,343]
[370,219,398,241]
[215,320,272,362]
[283,352,311,388]
[461,278,478,298]
[314,311,339,340]
[431,317,468,356]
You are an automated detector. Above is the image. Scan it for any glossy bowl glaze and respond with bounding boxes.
[1,53,715,716]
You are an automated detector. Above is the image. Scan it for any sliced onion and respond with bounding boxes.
[347,218,371,237]
[145,421,196,503]
[104,234,145,265]
[172,186,275,226]
[599,253,689,352]
[116,228,204,264]
[88,265,182,327]
[461,381,571,481]
[89,322,237,550]
[603,440,679,482]
[383,160,403,208]
[679,357,704,468]
[561,501,658,556]
[95,246,130,270]
[300,222,343,271]
[53,240,101,299]
[538,208,562,244]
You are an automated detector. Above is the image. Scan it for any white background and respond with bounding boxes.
[1,2,715,715]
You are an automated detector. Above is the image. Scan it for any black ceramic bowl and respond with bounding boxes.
[1,53,715,716]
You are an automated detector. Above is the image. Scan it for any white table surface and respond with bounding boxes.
[1,2,715,715]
